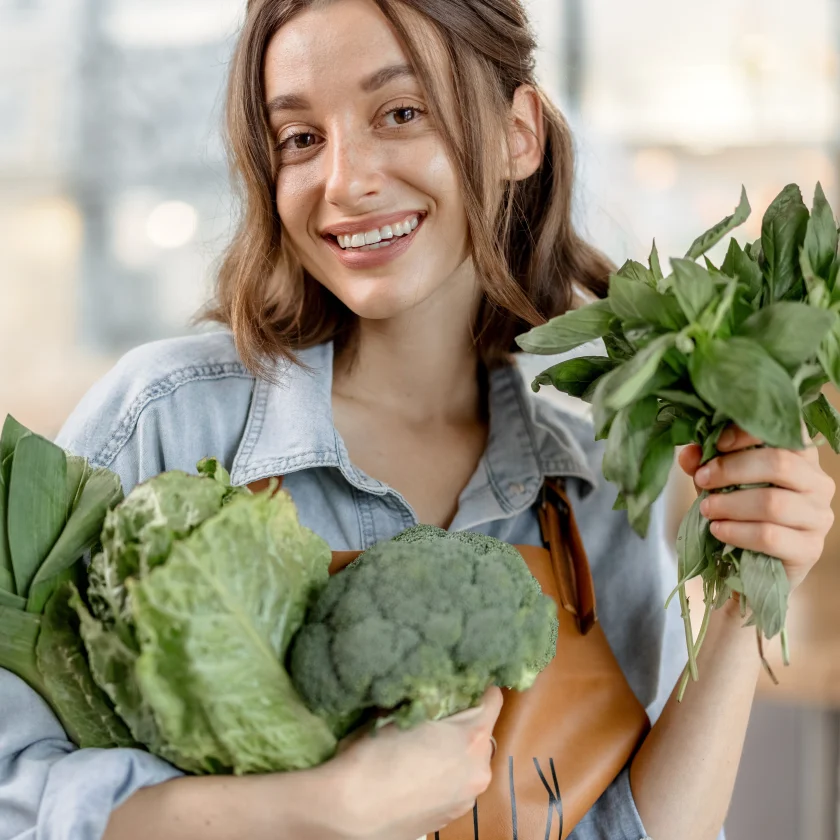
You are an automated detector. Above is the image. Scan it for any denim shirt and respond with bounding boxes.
[0,330,688,840]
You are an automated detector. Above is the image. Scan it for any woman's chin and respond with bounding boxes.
[336,283,435,322]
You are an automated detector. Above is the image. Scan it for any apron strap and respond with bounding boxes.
[540,478,598,635]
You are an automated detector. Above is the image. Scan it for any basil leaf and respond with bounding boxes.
[649,240,664,282]
[603,398,660,494]
[531,356,617,400]
[801,249,830,308]
[817,317,840,390]
[803,393,840,453]
[626,425,676,537]
[803,182,838,279]
[671,258,718,322]
[746,238,764,263]
[603,328,635,362]
[596,333,678,413]
[685,186,751,261]
[617,259,657,288]
[688,337,803,450]
[608,274,687,331]
[737,302,837,372]
[722,239,763,302]
[797,365,829,407]
[675,493,712,589]
[515,299,614,355]
[656,390,710,413]
[761,184,810,301]
[670,416,698,446]
[701,423,727,464]
[740,550,789,639]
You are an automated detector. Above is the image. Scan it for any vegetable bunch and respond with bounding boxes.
[1,421,557,773]
[517,183,840,697]
[0,415,124,743]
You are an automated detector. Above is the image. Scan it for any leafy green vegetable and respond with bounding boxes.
[517,183,840,698]
[803,394,840,452]
[685,185,751,261]
[738,303,837,372]
[688,338,803,450]
[514,298,614,355]
[761,184,810,302]
[609,274,686,331]
[0,415,125,739]
[8,434,67,598]
[36,581,137,748]
[67,463,335,774]
[128,491,335,774]
[802,183,838,280]
[531,357,617,400]
[671,259,717,322]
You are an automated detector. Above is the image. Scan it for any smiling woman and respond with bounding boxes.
[1,2,836,840]
[202,0,613,376]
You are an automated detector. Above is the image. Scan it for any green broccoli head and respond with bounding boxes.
[289,538,557,735]
[392,524,524,561]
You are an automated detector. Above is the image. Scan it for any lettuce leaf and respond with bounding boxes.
[129,490,336,775]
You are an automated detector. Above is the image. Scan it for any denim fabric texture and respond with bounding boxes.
[0,330,691,840]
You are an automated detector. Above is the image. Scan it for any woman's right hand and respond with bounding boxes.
[324,686,504,840]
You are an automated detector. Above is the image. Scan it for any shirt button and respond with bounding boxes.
[509,482,526,495]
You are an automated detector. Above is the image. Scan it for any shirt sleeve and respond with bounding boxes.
[0,669,182,840]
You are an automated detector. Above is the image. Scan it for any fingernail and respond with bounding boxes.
[696,466,711,485]
[718,429,735,448]
[699,498,710,516]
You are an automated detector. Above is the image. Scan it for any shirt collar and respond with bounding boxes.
[230,342,597,516]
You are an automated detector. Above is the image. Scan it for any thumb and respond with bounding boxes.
[678,443,703,479]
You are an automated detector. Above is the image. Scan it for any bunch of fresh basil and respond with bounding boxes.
[517,184,840,697]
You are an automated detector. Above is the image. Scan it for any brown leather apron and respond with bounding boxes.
[249,476,649,839]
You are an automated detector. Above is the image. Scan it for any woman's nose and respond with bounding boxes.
[323,130,385,210]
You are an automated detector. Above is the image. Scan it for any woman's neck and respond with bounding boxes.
[332,270,484,426]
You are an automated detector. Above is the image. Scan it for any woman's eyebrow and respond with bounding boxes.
[266,63,416,114]
[360,63,415,92]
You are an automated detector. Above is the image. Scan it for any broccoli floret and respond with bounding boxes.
[392,524,524,561]
[289,539,557,736]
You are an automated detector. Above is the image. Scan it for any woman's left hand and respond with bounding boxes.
[678,424,836,592]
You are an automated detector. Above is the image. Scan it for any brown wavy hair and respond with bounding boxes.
[201,0,614,379]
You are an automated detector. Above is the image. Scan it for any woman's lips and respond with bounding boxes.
[324,217,424,269]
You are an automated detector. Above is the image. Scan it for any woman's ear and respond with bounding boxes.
[507,85,545,182]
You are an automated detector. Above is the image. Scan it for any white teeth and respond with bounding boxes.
[334,215,420,249]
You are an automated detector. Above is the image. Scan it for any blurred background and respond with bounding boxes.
[1,0,839,836]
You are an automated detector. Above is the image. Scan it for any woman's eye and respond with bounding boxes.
[385,106,423,127]
[276,132,321,157]
[282,132,317,150]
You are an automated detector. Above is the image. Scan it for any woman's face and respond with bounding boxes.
[264,0,473,322]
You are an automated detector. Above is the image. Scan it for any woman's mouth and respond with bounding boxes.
[323,213,425,268]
